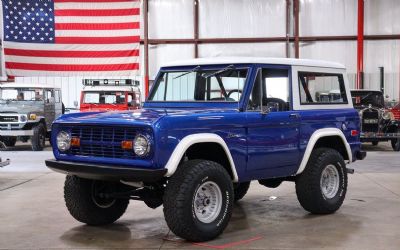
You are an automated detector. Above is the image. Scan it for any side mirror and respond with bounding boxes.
[73,101,78,107]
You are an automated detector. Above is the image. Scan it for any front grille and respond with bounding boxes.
[0,124,22,130]
[0,116,18,122]
[69,126,140,159]
[362,109,379,132]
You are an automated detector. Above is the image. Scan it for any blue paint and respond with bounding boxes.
[51,63,362,182]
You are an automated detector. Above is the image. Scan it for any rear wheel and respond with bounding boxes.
[31,124,46,151]
[371,141,379,146]
[295,148,347,214]
[64,176,129,226]
[163,160,234,242]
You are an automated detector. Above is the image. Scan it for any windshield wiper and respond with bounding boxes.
[173,65,201,79]
[202,65,235,78]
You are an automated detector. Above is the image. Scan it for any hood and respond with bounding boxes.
[56,108,238,127]
[0,101,43,115]
[56,108,167,126]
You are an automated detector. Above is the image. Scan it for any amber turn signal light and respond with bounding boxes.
[71,137,80,147]
[121,140,133,150]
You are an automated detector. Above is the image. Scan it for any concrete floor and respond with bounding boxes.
[0,142,399,249]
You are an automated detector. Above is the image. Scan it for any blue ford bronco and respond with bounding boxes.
[46,57,366,242]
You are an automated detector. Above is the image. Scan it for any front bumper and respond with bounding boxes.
[360,132,400,141]
[0,129,34,136]
[45,159,167,182]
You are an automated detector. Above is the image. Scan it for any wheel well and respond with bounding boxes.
[314,136,349,160]
[183,142,234,179]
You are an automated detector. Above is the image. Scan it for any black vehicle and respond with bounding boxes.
[351,90,400,151]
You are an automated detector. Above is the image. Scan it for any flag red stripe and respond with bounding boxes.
[55,36,140,44]
[4,48,139,58]
[6,62,139,71]
[54,0,139,2]
[55,22,140,30]
[55,8,140,16]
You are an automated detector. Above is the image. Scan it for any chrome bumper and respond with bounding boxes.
[0,129,34,136]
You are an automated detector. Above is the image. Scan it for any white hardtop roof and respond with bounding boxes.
[162,57,345,69]
[0,82,60,89]
[82,85,139,92]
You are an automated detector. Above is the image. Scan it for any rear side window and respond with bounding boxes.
[298,72,348,104]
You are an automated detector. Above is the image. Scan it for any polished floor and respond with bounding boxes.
[0,142,399,249]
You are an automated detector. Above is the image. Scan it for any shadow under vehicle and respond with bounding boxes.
[0,83,63,151]
[351,89,400,151]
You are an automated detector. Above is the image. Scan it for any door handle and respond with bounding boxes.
[289,113,300,119]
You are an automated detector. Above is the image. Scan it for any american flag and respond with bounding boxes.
[2,0,140,77]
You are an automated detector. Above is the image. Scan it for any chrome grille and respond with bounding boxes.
[69,126,138,159]
[0,116,18,122]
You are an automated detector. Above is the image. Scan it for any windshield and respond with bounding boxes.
[148,67,248,102]
[0,88,44,102]
[351,91,384,108]
[83,91,126,104]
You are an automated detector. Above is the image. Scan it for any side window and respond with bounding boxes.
[247,68,290,112]
[54,90,61,103]
[298,72,348,104]
[45,89,55,103]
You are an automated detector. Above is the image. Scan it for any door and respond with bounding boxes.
[54,89,63,118]
[44,89,56,130]
[246,67,301,178]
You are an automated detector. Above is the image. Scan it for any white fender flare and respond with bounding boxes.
[296,128,352,175]
[164,133,239,182]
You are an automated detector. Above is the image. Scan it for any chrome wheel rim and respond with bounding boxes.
[193,181,222,223]
[320,164,340,199]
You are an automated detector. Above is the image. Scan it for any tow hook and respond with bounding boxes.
[346,168,355,174]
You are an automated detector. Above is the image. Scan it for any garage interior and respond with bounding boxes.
[1,0,400,249]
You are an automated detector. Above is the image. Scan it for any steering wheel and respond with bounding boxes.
[227,89,242,99]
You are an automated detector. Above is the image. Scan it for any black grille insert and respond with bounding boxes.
[69,126,140,159]
[0,116,18,122]
[362,109,379,133]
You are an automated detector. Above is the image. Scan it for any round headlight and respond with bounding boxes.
[134,135,150,156]
[20,115,27,122]
[57,131,71,152]
[382,111,394,120]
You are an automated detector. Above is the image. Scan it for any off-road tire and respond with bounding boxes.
[391,138,400,151]
[64,176,129,226]
[295,147,347,214]
[1,137,17,147]
[163,160,234,242]
[31,124,46,151]
[234,182,250,201]
[371,141,379,146]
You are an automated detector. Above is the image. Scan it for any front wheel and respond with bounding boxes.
[391,138,400,151]
[163,160,234,242]
[31,124,46,151]
[64,176,129,226]
[1,136,17,147]
[295,148,347,214]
